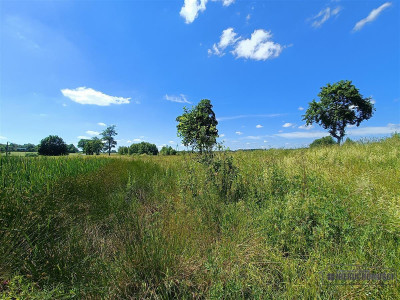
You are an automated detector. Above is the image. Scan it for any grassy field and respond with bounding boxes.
[0,135,399,299]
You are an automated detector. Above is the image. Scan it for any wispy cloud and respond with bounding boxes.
[77,135,90,140]
[298,106,304,111]
[282,122,295,128]
[208,27,239,56]
[275,131,328,139]
[310,6,342,28]
[348,124,400,135]
[164,94,191,104]
[218,113,282,121]
[235,131,243,135]
[180,0,235,24]
[353,2,392,32]
[86,130,100,136]
[98,122,106,126]
[61,87,130,106]
[298,124,313,130]
[0,136,7,140]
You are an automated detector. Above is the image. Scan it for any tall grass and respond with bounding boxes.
[1,135,399,298]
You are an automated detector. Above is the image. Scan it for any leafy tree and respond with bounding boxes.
[129,142,158,155]
[67,144,79,153]
[38,135,68,156]
[118,146,129,155]
[176,99,218,153]
[101,125,117,156]
[78,139,90,151]
[84,137,103,155]
[303,80,375,144]
[160,145,177,155]
[309,136,337,148]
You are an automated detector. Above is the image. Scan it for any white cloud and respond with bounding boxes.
[256,124,263,128]
[275,131,329,139]
[61,87,130,106]
[298,106,304,111]
[0,136,7,140]
[86,130,100,136]
[245,136,260,140]
[310,6,341,28]
[165,94,191,104]
[98,122,106,126]
[220,133,225,137]
[232,29,283,61]
[370,99,376,104]
[246,14,251,21]
[77,135,90,139]
[235,131,243,135]
[353,2,392,32]
[133,138,142,142]
[264,140,268,143]
[169,140,175,144]
[348,124,400,136]
[283,122,295,128]
[209,27,239,56]
[218,113,282,121]
[180,0,235,24]
[298,124,313,130]
[62,103,67,107]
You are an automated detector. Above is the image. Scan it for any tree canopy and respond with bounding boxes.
[38,135,68,156]
[129,142,158,155]
[160,145,177,155]
[84,137,103,155]
[176,99,218,153]
[303,80,374,144]
[101,125,117,156]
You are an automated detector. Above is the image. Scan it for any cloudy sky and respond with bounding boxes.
[1,0,399,149]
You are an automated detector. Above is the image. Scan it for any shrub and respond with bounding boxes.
[309,136,337,148]
[38,135,68,156]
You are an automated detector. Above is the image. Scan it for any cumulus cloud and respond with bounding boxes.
[165,94,191,104]
[232,29,283,61]
[310,6,342,28]
[86,130,100,136]
[208,27,239,56]
[283,123,295,128]
[256,124,263,128]
[353,2,392,32]
[180,0,235,24]
[298,106,304,111]
[61,87,130,106]
[209,28,284,61]
[98,122,106,126]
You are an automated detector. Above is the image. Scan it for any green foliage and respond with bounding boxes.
[303,80,375,144]
[37,135,68,156]
[176,99,218,153]
[129,142,158,155]
[309,136,337,148]
[25,153,39,157]
[101,125,118,156]
[77,139,90,151]
[159,145,177,155]
[84,137,103,155]
[118,146,129,155]
[67,144,79,153]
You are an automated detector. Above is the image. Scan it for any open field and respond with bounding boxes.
[1,136,399,299]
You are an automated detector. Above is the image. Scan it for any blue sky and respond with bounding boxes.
[1,0,399,150]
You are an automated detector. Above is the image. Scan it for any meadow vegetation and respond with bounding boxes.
[0,135,399,298]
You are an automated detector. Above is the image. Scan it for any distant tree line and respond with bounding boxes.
[118,142,159,155]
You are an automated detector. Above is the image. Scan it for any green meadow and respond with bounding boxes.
[1,135,399,299]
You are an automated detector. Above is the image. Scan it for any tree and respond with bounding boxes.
[67,144,79,153]
[38,135,68,156]
[101,125,117,156]
[84,137,103,155]
[309,136,337,148]
[78,139,90,151]
[118,146,129,155]
[160,145,177,155]
[129,142,158,155]
[176,99,218,153]
[303,80,375,144]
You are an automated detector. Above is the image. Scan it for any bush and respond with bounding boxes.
[38,135,68,156]
[160,145,177,155]
[309,136,337,148]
